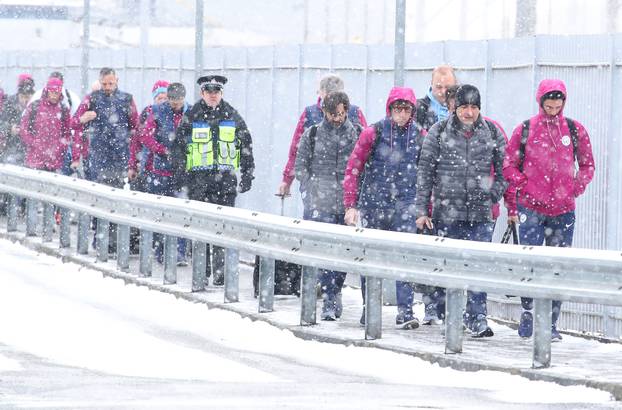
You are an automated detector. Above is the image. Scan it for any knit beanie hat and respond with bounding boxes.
[151,80,169,100]
[46,77,63,93]
[17,74,35,95]
[455,84,481,109]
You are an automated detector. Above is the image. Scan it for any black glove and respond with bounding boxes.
[238,174,253,193]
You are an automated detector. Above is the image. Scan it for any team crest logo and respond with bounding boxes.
[519,213,527,223]
[561,135,571,146]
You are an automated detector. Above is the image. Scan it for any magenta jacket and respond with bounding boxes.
[19,88,71,171]
[503,79,595,217]
[343,87,417,208]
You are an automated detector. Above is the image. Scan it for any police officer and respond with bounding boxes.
[172,74,255,285]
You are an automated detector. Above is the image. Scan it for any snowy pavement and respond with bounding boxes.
[1,227,622,407]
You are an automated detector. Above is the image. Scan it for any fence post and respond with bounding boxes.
[192,241,207,291]
[6,194,18,232]
[365,276,383,340]
[533,298,552,368]
[300,265,318,325]
[258,256,275,313]
[445,288,466,354]
[224,248,239,302]
[96,219,109,262]
[77,212,90,254]
[116,224,130,272]
[163,234,177,285]
[59,207,71,248]
[139,230,153,277]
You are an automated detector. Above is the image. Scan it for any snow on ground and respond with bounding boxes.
[0,238,616,405]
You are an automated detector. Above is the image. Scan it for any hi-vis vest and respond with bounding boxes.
[186,120,240,171]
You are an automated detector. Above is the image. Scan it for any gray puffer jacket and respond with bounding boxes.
[415,114,508,223]
[295,118,360,215]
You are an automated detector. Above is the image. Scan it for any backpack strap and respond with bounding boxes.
[28,100,41,136]
[565,117,579,161]
[518,119,530,172]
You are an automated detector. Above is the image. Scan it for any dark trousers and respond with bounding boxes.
[187,172,237,279]
[518,205,575,326]
[360,207,418,317]
[434,220,495,328]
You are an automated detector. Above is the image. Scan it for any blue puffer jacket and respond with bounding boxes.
[358,117,422,214]
[86,89,134,178]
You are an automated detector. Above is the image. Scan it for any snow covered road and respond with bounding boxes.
[0,239,619,409]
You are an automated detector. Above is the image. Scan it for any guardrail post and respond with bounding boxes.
[533,298,552,368]
[6,194,18,232]
[445,288,467,354]
[96,219,109,262]
[139,230,153,277]
[116,224,130,272]
[191,241,207,291]
[59,207,71,248]
[258,256,275,313]
[42,203,54,242]
[77,212,90,255]
[224,248,239,302]
[365,276,383,340]
[300,265,318,325]
[163,234,177,285]
[26,198,38,236]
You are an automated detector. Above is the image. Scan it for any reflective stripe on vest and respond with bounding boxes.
[186,120,239,171]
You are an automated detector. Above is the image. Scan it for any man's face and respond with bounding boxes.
[99,74,118,96]
[47,90,61,104]
[323,103,347,127]
[390,102,413,127]
[154,93,168,104]
[431,72,456,105]
[542,98,564,117]
[169,98,185,112]
[18,93,33,106]
[456,104,480,126]
[201,88,222,108]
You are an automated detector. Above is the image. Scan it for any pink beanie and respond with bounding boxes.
[151,80,169,100]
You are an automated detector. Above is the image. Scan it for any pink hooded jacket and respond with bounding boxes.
[19,80,71,171]
[343,87,417,208]
[503,79,595,217]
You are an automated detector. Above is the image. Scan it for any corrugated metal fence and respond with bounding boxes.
[1,34,620,338]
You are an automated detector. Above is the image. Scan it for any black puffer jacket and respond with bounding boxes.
[415,114,508,223]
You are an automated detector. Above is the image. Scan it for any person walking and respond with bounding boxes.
[295,90,360,320]
[171,74,254,285]
[71,67,139,253]
[415,65,457,132]
[19,77,71,172]
[343,86,424,330]
[415,84,508,338]
[130,82,191,266]
[503,79,595,342]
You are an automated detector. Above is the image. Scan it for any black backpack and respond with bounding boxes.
[518,117,579,171]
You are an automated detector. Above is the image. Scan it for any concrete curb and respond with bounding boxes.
[3,230,621,401]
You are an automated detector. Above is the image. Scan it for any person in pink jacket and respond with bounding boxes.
[19,77,71,172]
[503,78,595,341]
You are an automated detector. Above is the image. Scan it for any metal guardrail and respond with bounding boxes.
[1,164,622,369]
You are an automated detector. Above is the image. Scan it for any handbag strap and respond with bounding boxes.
[501,221,519,244]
